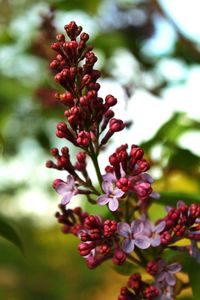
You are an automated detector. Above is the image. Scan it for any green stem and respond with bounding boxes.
[134,249,148,267]
[77,177,100,195]
[127,254,141,265]
[86,194,97,204]
[125,199,129,222]
[89,142,103,189]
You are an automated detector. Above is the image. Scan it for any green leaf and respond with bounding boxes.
[113,261,135,276]
[52,0,101,14]
[181,253,200,300]
[168,147,200,173]
[188,259,200,298]
[93,31,125,57]
[0,217,24,254]
[154,191,200,206]
[36,129,51,152]
[141,112,200,151]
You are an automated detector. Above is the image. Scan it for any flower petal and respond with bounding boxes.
[108,197,119,211]
[122,239,135,253]
[131,220,144,235]
[103,172,116,183]
[120,166,126,177]
[168,263,182,273]
[102,181,113,194]
[61,192,73,205]
[155,221,166,233]
[117,222,131,237]
[135,236,151,249]
[112,188,125,198]
[141,173,154,183]
[151,235,161,247]
[56,182,69,195]
[166,272,176,286]
[156,271,166,283]
[66,175,75,189]
[191,240,200,263]
[97,194,109,205]
[150,192,160,199]
[144,220,154,235]
[166,206,172,213]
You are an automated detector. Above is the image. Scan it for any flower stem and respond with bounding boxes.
[89,142,103,189]
[134,249,148,267]
[127,254,141,265]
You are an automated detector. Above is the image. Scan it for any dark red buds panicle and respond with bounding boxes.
[46,21,200,300]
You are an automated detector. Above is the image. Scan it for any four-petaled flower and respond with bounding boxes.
[141,217,166,247]
[117,220,151,253]
[97,173,124,211]
[156,260,182,286]
[55,175,77,205]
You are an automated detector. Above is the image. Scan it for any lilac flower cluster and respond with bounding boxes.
[46,21,200,299]
[117,218,166,253]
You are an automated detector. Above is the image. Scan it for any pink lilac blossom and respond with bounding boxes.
[155,260,182,287]
[54,175,77,205]
[140,217,166,247]
[97,173,125,211]
[117,220,151,253]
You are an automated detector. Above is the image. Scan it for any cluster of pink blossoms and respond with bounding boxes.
[46,21,200,299]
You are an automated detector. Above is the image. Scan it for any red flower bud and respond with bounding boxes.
[80,32,89,41]
[130,145,144,161]
[109,118,125,133]
[51,147,59,157]
[105,94,117,106]
[81,74,91,86]
[77,131,90,147]
[105,166,114,173]
[60,92,74,106]
[146,261,159,276]
[189,203,200,219]
[161,231,171,245]
[84,215,101,229]
[64,21,82,40]
[45,160,54,168]
[116,177,131,192]
[112,248,126,265]
[128,274,142,292]
[51,42,60,51]
[78,242,94,256]
[135,159,150,174]
[109,153,119,166]
[143,286,159,299]
[52,179,63,189]
[56,34,65,42]
[103,220,117,237]
[50,60,59,69]
[76,152,86,162]
[98,244,111,256]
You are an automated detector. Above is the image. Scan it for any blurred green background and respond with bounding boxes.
[0,0,200,299]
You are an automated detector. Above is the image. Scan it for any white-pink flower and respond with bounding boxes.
[156,260,182,286]
[140,216,166,247]
[55,175,77,205]
[97,173,124,211]
[117,220,151,253]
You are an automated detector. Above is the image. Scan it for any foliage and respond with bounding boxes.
[0,217,24,253]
